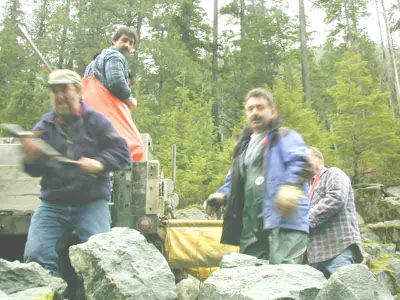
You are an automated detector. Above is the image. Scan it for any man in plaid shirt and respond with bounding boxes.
[307,147,363,278]
[84,26,137,108]
[82,27,144,161]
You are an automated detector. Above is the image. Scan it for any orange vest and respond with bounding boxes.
[82,76,144,162]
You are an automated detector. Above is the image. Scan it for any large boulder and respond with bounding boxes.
[198,254,326,300]
[0,259,66,296]
[356,185,400,223]
[315,264,392,300]
[69,227,176,300]
[368,220,400,247]
[355,184,384,223]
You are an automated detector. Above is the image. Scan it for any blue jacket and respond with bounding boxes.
[220,126,310,246]
[24,102,131,204]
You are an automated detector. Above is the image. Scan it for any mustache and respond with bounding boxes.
[250,115,262,122]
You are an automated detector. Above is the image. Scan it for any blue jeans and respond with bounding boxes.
[24,199,111,276]
[311,246,355,278]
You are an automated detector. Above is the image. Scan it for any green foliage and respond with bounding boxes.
[272,79,334,164]
[1,0,400,205]
[329,52,400,184]
[153,87,231,206]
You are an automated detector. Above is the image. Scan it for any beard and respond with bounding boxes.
[116,45,130,55]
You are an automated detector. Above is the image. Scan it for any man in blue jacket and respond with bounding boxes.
[21,69,131,277]
[205,88,310,263]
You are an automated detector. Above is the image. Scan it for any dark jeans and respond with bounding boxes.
[310,246,355,278]
[24,199,111,276]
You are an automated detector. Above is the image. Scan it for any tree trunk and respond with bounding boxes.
[381,0,400,114]
[58,0,70,68]
[240,0,245,40]
[212,0,223,142]
[37,0,48,38]
[298,0,311,104]
[130,0,144,86]
[212,0,218,89]
[375,0,393,109]
[343,1,353,47]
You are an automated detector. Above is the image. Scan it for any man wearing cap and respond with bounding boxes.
[21,69,130,278]
[83,26,144,161]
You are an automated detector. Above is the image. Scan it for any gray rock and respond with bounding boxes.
[0,290,8,300]
[8,286,54,300]
[356,184,400,223]
[385,186,400,198]
[388,258,400,293]
[175,206,210,220]
[375,270,396,296]
[219,253,266,269]
[198,263,326,300]
[0,259,66,295]
[363,242,396,260]
[368,221,400,245]
[355,185,384,223]
[176,275,201,300]
[315,264,392,300]
[361,225,382,243]
[69,227,176,300]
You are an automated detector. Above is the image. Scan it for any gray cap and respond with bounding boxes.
[48,69,82,87]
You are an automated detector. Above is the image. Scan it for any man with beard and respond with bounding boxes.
[83,26,144,161]
[205,88,310,263]
[21,69,130,278]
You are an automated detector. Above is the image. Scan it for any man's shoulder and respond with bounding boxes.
[101,48,126,61]
[276,127,305,146]
[32,111,54,130]
[325,167,351,182]
[278,127,302,138]
[82,103,109,124]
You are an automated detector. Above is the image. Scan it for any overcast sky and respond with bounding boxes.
[200,0,399,47]
[1,0,399,47]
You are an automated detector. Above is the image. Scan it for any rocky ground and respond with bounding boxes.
[1,187,400,299]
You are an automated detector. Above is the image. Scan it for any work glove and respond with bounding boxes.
[276,185,304,217]
[203,193,225,216]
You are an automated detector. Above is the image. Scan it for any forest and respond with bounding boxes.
[1,0,400,206]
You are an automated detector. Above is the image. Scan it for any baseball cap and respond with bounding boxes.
[48,69,82,87]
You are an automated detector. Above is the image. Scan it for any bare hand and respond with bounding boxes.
[276,185,304,217]
[19,138,47,162]
[76,157,104,174]
[126,97,137,109]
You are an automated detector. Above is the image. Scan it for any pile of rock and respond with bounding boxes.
[1,227,393,300]
[356,184,400,297]
[0,258,66,299]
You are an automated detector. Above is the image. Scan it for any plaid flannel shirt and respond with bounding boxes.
[307,167,362,264]
[84,48,131,100]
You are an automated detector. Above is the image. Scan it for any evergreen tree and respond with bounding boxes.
[329,52,400,184]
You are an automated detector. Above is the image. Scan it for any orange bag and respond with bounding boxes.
[82,76,144,161]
